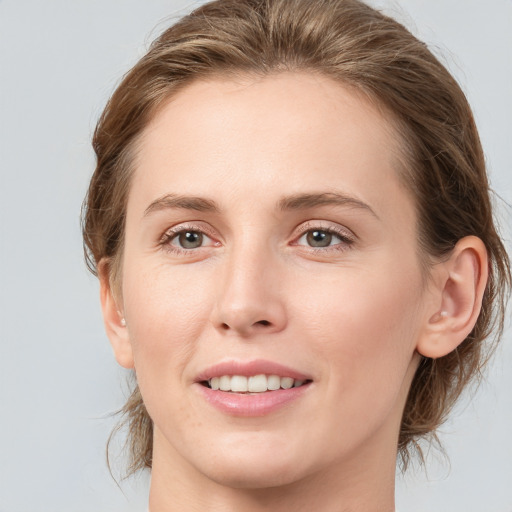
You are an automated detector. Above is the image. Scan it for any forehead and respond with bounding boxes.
[129,72,414,226]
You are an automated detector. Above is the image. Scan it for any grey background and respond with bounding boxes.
[0,1,510,511]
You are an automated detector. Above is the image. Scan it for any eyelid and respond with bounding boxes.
[157,220,355,254]
[159,221,221,253]
[160,221,218,240]
[292,220,356,244]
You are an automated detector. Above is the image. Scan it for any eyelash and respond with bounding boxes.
[159,224,219,256]
[159,222,355,255]
[292,222,355,253]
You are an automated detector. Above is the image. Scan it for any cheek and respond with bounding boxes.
[294,259,423,412]
[119,262,221,431]
[121,262,214,377]
[297,257,422,344]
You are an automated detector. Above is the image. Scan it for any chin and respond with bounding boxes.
[182,429,316,490]
[203,457,310,490]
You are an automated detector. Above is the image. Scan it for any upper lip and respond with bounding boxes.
[195,359,311,382]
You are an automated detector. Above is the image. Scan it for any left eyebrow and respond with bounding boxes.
[143,193,220,217]
[278,192,379,219]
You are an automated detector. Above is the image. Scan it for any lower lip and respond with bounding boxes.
[196,383,311,417]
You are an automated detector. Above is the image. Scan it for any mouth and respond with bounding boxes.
[201,374,312,393]
[195,360,313,415]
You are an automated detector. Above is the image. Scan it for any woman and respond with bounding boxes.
[82,0,510,510]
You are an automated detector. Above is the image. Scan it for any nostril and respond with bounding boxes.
[217,318,274,332]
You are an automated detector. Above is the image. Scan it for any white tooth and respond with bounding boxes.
[294,380,304,387]
[219,375,231,391]
[280,377,294,389]
[210,377,220,390]
[267,375,281,390]
[231,375,248,392]
[248,374,267,392]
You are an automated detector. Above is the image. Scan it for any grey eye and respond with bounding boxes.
[177,231,203,249]
[306,230,333,247]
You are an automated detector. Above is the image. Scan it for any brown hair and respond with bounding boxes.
[82,0,511,475]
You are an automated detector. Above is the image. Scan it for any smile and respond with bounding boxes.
[205,374,307,393]
[195,360,313,416]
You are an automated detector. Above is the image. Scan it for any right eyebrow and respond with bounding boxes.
[143,194,221,217]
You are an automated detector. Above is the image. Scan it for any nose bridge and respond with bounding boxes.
[211,231,286,336]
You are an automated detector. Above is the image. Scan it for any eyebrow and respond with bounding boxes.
[144,194,220,216]
[278,192,379,218]
[143,191,378,219]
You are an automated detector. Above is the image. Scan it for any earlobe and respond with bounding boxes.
[417,236,488,359]
[98,259,135,369]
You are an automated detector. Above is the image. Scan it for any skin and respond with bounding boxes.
[101,72,488,512]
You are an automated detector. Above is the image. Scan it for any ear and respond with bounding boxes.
[98,259,134,369]
[417,236,488,359]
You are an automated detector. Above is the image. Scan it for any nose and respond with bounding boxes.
[210,244,287,337]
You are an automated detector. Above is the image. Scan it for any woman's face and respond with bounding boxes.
[116,73,431,487]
